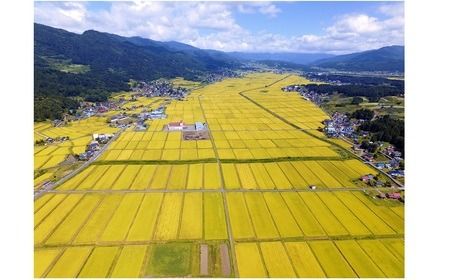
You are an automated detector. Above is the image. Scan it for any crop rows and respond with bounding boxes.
[226,191,403,240]
[235,239,404,278]
[35,238,404,278]
[35,189,403,248]
[34,192,229,246]
[57,159,376,191]
[35,72,404,278]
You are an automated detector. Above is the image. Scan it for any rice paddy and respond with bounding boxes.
[34,72,404,277]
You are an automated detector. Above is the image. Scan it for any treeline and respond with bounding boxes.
[304,84,404,100]
[350,108,374,120]
[307,74,404,89]
[34,66,129,99]
[359,115,404,155]
[34,96,79,121]
[34,65,130,120]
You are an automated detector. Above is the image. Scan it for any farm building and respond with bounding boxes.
[168,121,185,131]
[110,116,132,126]
[195,122,206,131]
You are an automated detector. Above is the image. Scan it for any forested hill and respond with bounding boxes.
[34,23,240,120]
[310,46,404,72]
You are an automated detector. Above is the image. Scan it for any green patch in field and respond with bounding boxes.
[145,243,193,277]
[42,56,90,74]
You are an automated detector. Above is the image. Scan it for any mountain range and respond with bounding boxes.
[310,46,404,72]
[34,23,404,120]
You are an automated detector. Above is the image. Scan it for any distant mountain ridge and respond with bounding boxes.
[34,23,242,120]
[228,52,335,65]
[34,23,404,121]
[310,46,404,72]
[35,23,238,82]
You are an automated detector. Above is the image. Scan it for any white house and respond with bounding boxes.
[195,122,205,131]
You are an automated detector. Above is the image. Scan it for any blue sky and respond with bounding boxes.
[34,1,404,54]
[234,1,395,36]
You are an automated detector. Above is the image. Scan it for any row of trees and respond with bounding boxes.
[304,84,404,99]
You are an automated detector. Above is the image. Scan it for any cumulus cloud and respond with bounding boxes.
[237,2,281,18]
[34,1,403,54]
[34,2,88,33]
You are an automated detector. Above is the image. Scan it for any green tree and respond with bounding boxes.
[351,96,364,105]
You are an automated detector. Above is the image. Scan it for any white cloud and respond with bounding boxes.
[34,1,403,54]
[327,14,382,35]
[237,2,281,18]
[34,2,88,33]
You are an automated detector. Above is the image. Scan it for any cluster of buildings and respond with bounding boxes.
[381,145,403,158]
[199,70,242,84]
[78,101,122,119]
[304,73,350,85]
[109,114,133,128]
[281,84,406,186]
[135,106,168,131]
[78,134,113,161]
[35,136,70,146]
[109,104,169,131]
[323,112,356,138]
[360,174,386,187]
[138,106,167,120]
[376,192,403,201]
[354,141,404,179]
[132,80,187,99]
[282,85,326,105]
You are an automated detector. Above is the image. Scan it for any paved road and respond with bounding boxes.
[339,136,404,189]
[48,187,373,193]
[197,95,240,277]
[34,127,126,200]
[46,186,375,195]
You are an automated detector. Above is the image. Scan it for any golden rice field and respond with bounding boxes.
[34,72,404,278]
[56,158,374,191]
[34,117,119,189]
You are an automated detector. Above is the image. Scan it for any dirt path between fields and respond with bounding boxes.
[220,244,231,277]
[200,244,208,276]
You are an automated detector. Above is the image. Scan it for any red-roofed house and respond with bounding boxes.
[168,120,184,131]
[387,193,402,200]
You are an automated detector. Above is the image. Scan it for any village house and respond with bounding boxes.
[377,193,387,199]
[93,133,113,144]
[87,141,100,151]
[110,115,133,126]
[362,153,374,162]
[135,120,148,131]
[360,174,374,183]
[387,192,402,200]
[168,121,185,131]
[389,170,405,178]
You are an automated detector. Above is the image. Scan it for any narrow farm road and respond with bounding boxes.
[34,127,126,200]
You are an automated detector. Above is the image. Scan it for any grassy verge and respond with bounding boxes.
[144,243,193,277]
